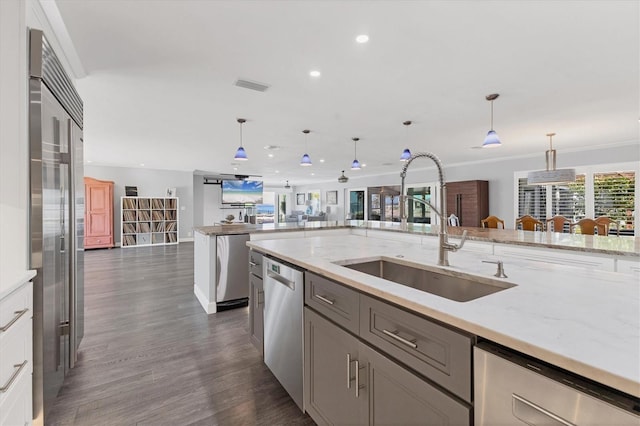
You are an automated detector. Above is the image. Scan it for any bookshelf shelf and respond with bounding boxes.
[121,196,179,247]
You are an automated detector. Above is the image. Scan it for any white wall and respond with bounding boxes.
[295,143,639,228]
[85,165,194,243]
[0,0,28,290]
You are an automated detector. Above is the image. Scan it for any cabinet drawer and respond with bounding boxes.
[0,360,31,426]
[85,235,113,248]
[305,272,360,335]
[0,306,32,407]
[0,283,32,335]
[360,295,472,402]
[249,250,264,278]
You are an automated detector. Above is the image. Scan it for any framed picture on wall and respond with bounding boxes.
[326,190,338,205]
[296,193,305,205]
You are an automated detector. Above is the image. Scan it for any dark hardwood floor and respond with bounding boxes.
[47,242,314,426]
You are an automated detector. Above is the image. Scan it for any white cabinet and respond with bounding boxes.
[121,197,178,247]
[0,276,34,426]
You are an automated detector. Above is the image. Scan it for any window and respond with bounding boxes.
[518,178,547,220]
[594,172,635,231]
[551,175,585,221]
[515,164,637,235]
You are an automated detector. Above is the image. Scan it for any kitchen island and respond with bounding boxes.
[246,233,639,399]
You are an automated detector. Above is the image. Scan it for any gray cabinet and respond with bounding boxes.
[305,307,471,426]
[249,250,264,356]
[360,294,473,402]
[305,272,360,335]
[304,308,365,425]
[361,343,470,425]
[249,274,264,356]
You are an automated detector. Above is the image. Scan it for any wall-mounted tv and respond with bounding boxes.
[221,180,263,204]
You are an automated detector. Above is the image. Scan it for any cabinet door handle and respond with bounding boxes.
[382,328,418,349]
[0,308,29,332]
[346,353,352,389]
[249,261,258,267]
[0,360,27,393]
[512,394,575,426]
[256,290,264,306]
[354,360,366,397]
[315,294,335,305]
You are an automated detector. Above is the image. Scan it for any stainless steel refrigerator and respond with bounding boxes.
[28,29,84,426]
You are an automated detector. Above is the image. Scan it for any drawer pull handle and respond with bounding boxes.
[0,308,29,332]
[382,329,418,349]
[249,261,258,267]
[0,360,28,393]
[315,294,335,305]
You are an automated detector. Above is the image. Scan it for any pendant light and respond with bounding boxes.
[400,120,412,161]
[284,180,291,189]
[234,118,248,161]
[300,129,312,166]
[527,133,576,185]
[337,170,349,183]
[351,137,361,170]
[482,94,501,148]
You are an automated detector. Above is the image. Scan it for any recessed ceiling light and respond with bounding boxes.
[268,153,274,158]
[319,158,325,163]
[86,160,92,163]
[356,34,369,43]
[309,70,321,78]
[275,170,280,173]
[361,163,367,168]
[311,173,315,176]
[233,167,238,171]
[140,163,145,167]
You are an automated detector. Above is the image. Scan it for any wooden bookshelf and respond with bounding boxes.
[121,196,179,247]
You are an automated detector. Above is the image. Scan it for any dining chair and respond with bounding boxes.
[515,215,544,231]
[570,218,607,235]
[448,214,460,226]
[546,215,570,233]
[594,216,619,236]
[481,215,505,229]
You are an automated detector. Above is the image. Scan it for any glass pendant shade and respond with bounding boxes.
[300,129,312,166]
[234,118,248,160]
[482,94,502,148]
[400,148,411,161]
[482,130,501,148]
[300,153,312,166]
[350,137,361,170]
[234,146,248,160]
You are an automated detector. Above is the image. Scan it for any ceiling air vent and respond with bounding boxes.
[234,79,270,92]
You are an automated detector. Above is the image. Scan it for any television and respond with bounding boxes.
[221,180,263,204]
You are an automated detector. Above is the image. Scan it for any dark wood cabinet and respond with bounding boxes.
[84,177,114,249]
[446,180,489,227]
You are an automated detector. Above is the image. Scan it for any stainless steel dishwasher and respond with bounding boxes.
[474,342,640,425]
[263,256,304,411]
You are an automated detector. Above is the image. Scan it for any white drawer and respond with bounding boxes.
[0,282,33,412]
[0,283,32,333]
[0,360,32,426]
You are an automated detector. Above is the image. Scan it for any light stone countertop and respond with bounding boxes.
[194,221,639,257]
[247,234,640,398]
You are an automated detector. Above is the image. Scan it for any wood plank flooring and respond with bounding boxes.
[47,243,315,425]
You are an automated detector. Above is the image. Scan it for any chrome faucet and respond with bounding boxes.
[400,152,467,266]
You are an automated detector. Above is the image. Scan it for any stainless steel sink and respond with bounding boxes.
[336,258,516,302]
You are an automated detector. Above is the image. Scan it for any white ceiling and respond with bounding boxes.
[52,0,639,186]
